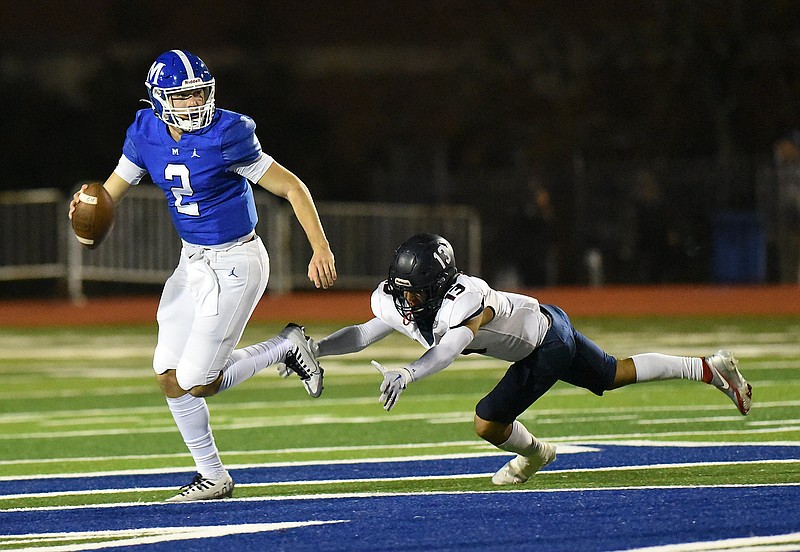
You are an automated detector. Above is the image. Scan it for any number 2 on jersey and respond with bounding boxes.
[165,164,199,216]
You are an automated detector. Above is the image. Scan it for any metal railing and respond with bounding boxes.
[1,187,481,301]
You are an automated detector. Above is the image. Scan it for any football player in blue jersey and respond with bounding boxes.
[285,233,752,486]
[69,49,334,501]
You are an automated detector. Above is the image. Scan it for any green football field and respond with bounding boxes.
[1,315,799,511]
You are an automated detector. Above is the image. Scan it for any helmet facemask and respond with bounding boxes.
[387,275,454,323]
[149,80,215,132]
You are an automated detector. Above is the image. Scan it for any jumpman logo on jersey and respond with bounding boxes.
[191,149,201,158]
[228,267,238,278]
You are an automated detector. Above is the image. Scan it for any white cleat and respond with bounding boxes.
[165,471,234,502]
[706,349,752,415]
[281,323,324,398]
[492,441,557,485]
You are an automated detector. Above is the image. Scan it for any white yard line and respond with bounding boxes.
[616,531,800,552]
[0,521,348,551]
[2,458,799,501]
[3,481,799,514]
[2,439,799,469]
[3,398,800,426]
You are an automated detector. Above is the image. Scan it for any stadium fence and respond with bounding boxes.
[0,186,481,301]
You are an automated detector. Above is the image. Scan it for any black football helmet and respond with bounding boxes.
[386,233,459,322]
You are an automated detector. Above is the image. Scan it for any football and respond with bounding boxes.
[71,182,115,249]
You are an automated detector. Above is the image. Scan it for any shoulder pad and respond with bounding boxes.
[371,281,396,320]
[439,289,483,329]
[221,113,261,165]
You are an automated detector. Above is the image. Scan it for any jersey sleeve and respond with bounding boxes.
[221,114,263,168]
[119,118,147,184]
[441,289,484,329]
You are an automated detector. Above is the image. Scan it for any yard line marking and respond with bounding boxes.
[616,531,800,552]
[544,426,800,441]
[3,399,800,424]
[0,448,591,482]
[637,416,745,425]
[579,439,800,447]
[1,459,798,501]
[0,440,498,466]
[0,521,348,551]
[3,417,800,441]
[748,418,800,426]
[3,482,799,513]
[6,439,798,468]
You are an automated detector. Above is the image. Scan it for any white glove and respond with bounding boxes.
[372,360,412,411]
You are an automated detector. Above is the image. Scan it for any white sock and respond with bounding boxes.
[632,353,704,382]
[497,420,542,457]
[218,336,290,392]
[166,394,225,480]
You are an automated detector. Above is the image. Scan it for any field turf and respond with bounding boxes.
[0,316,798,550]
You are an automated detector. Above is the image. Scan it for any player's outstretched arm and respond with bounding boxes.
[257,162,336,289]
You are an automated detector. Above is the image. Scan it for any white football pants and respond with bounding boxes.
[153,235,269,390]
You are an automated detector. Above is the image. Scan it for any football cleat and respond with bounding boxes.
[705,350,752,415]
[281,323,324,398]
[165,471,234,502]
[491,441,557,486]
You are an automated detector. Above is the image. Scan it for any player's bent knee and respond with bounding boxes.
[188,383,218,398]
[187,373,223,398]
[156,370,189,398]
[474,415,505,444]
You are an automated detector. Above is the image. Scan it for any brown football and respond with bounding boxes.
[71,182,115,249]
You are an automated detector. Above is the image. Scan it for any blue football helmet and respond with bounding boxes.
[145,49,216,132]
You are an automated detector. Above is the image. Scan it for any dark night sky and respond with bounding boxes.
[3,1,800,199]
[3,1,800,285]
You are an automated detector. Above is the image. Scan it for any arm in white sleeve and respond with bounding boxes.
[405,325,475,382]
[114,154,147,185]
[316,317,394,357]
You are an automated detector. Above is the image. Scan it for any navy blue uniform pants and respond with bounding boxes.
[475,304,617,424]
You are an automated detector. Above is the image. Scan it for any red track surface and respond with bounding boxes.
[1,285,798,327]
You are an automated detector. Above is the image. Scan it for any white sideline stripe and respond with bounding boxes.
[0,440,499,466]
[0,449,588,482]
[579,439,800,447]
[3,439,798,468]
[0,521,348,551]
[3,482,799,514]
[4,415,800,441]
[1,458,798,501]
[616,531,800,552]
[636,416,743,425]
[3,399,800,425]
[542,426,800,441]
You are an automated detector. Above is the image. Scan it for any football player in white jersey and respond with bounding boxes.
[290,233,752,485]
[68,50,333,501]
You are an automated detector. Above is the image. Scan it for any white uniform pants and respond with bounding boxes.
[153,235,269,390]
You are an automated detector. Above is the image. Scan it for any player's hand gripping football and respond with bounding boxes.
[67,184,88,220]
[372,361,412,411]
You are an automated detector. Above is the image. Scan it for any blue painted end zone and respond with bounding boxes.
[1,445,799,551]
[2,444,798,495]
[2,486,799,551]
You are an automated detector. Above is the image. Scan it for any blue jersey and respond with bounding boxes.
[122,108,263,245]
